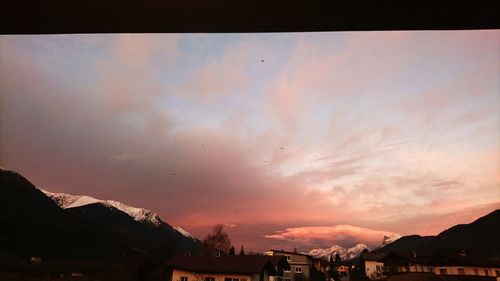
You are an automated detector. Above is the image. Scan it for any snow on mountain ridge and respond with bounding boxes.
[309,245,348,260]
[174,226,197,240]
[40,189,162,226]
[377,233,402,248]
[309,244,369,260]
[347,243,369,259]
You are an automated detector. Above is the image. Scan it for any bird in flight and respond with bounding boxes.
[171,173,176,176]
[261,59,264,62]
[280,147,284,150]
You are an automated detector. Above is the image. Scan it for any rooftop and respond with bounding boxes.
[166,255,287,275]
[268,249,313,258]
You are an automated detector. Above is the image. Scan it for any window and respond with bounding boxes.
[285,255,291,261]
[295,266,302,273]
[405,266,410,272]
[458,268,465,275]
[439,268,448,275]
[484,269,490,276]
[376,265,381,272]
[284,268,290,273]
[181,277,188,281]
[473,268,479,275]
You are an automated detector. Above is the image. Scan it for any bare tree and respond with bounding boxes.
[203,224,231,255]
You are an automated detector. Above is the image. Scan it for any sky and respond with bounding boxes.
[1,31,499,253]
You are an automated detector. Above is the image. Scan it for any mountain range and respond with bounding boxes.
[308,233,402,260]
[1,167,499,263]
[307,212,500,261]
[371,209,500,259]
[309,243,369,260]
[0,168,202,262]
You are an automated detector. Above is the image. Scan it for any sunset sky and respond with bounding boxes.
[1,31,499,252]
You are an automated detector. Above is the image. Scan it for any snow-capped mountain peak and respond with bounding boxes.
[309,245,348,260]
[378,233,402,248]
[347,243,369,259]
[40,189,162,226]
[309,244,369,260]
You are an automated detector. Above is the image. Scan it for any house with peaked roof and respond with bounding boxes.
[264,250,314,281]
[165,255,290,281]
[363,252,388,279]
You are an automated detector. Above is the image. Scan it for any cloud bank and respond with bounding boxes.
[1,31,499,252]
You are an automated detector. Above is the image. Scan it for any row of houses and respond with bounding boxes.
[164,249,500,281]
[165,250,321,281]
[364,251,500,280]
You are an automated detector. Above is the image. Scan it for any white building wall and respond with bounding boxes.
[433,266,500,276]
[365,261,384,279]
[172,269,253,281]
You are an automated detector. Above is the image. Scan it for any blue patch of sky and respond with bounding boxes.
[4,36,108,95]
[157,34,299,132]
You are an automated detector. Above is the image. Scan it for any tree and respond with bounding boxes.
[229,246,235,255]
[203,224,231,256]
[310,265,326,281]
[239,245,245,256]
[357,248,369,274]
[335,253,341,264]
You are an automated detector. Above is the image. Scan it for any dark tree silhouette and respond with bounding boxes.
[239,245,245,256]
[202,224,231,255]
[229,246,235,255]
[335,253,341,263]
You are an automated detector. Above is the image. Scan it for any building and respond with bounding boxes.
[335,260,354,274]
[363,253,387,279]
[363,251,500,280]
[165,255,290,281]
[379,252,434,274]
[264,250,314,281]
[429,253,500,277]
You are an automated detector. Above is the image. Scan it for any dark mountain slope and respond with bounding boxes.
[372,235,435,254]
[0,168,201,263]
[0,169,61,222]
[0,169,129,261]
[422,209,500,257]
[65,203,201,256]
[373,210,500,258]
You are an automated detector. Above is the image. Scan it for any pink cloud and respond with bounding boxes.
[265,225,400,248]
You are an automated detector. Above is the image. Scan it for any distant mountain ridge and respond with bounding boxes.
[378,233,402,248]
[372,209,500,258]
[309,243,369,260]
[308,211,499,260]
[308,233,401,260]
[0,168,202,262]
[40,189,199,241]
[42,189,159,226]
